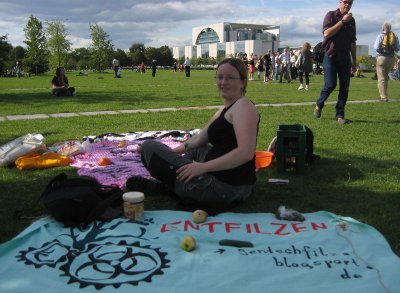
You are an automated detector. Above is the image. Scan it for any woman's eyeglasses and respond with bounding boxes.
[342,0,353,5]
[215,75,242,82]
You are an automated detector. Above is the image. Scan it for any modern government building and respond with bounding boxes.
[172,22,369,61]
[172,22,281,60]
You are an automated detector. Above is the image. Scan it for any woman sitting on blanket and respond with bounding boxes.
[51,66,76,97]
[127,58,260,214]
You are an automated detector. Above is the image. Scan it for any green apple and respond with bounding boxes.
[192,209,208,224]
[179,236,196,252]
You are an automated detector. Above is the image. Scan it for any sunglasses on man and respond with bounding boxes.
[341,0,353,5]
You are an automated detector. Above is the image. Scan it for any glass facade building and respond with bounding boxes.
[173,22,280,60]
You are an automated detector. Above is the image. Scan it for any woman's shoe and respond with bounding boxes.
[125,176,169,196]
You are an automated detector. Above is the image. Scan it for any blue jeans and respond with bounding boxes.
[185,66,190,77]
[316,54,352,119]
[139,139,252,206]
[274,65,281,80]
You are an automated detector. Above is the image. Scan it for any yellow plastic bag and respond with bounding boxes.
[15,151,73,170]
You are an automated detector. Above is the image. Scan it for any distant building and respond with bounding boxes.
[172,22,369,62]
[356,45,369,58]
[173,22,280,60]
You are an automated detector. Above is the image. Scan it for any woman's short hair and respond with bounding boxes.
[217,58,248,93]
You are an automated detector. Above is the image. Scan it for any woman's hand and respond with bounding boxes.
[176,161,206,183]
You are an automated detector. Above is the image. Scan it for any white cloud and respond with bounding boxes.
[0,0,399,55]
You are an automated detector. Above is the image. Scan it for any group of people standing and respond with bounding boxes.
[112,58,158,77]
[242,46,314,91]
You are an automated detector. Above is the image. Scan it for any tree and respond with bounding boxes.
[11,46,26,61]
[0,35,13,75]
[142,46,174,67]
[113,48,130,67]
[357,55,375,71]
[70,48,91,70]
[158,45,174,66]
[144,47,158,65]
[46,19,72,69]
[23,15,49,75]
[89,23,114,72]
[129,43,146,66]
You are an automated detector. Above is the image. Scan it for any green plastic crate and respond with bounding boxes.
[276,124,306,174]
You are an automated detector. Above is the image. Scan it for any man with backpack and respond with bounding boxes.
[373,22,399,102]
[313,0,357,125]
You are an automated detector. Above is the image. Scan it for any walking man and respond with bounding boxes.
[314,0,357,124]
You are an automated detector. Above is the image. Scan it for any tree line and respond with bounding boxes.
[0,15,176,76]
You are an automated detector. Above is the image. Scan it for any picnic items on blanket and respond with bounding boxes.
[219,239,254,248]
[255,150,273,170]
[70,137,183,188]
[40,172,123,227]
[49,140,86,156]
[98,157,112,166]
[276,205,305,221]
[0,133,45,167]
[122,191,145,220]
[15,151,73,170]
[268,178,290,184]
[82,129,200,143]
[70,140,151,188]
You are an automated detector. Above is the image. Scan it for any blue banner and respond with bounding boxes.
[0,211,399,292]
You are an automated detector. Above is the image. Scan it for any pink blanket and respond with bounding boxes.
[70,138,181,188]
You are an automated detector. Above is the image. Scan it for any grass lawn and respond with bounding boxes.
[1,68,399,255]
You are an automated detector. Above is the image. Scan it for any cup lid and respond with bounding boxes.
[123,191,145,202]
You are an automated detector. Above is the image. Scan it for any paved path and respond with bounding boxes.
[0,99,397,122]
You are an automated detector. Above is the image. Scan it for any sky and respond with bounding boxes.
[0,0,399,56]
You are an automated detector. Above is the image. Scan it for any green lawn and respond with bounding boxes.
[1,69,399,255]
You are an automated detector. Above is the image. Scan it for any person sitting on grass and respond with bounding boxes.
[127,57,260,214]
[51,67,76,97]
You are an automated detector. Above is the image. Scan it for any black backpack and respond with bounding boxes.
[312,42,325,63]
[40,173,123,227]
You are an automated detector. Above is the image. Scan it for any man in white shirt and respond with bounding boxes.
[184,57,191,77]
[112,58,121,78]
[278,47,291,83]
